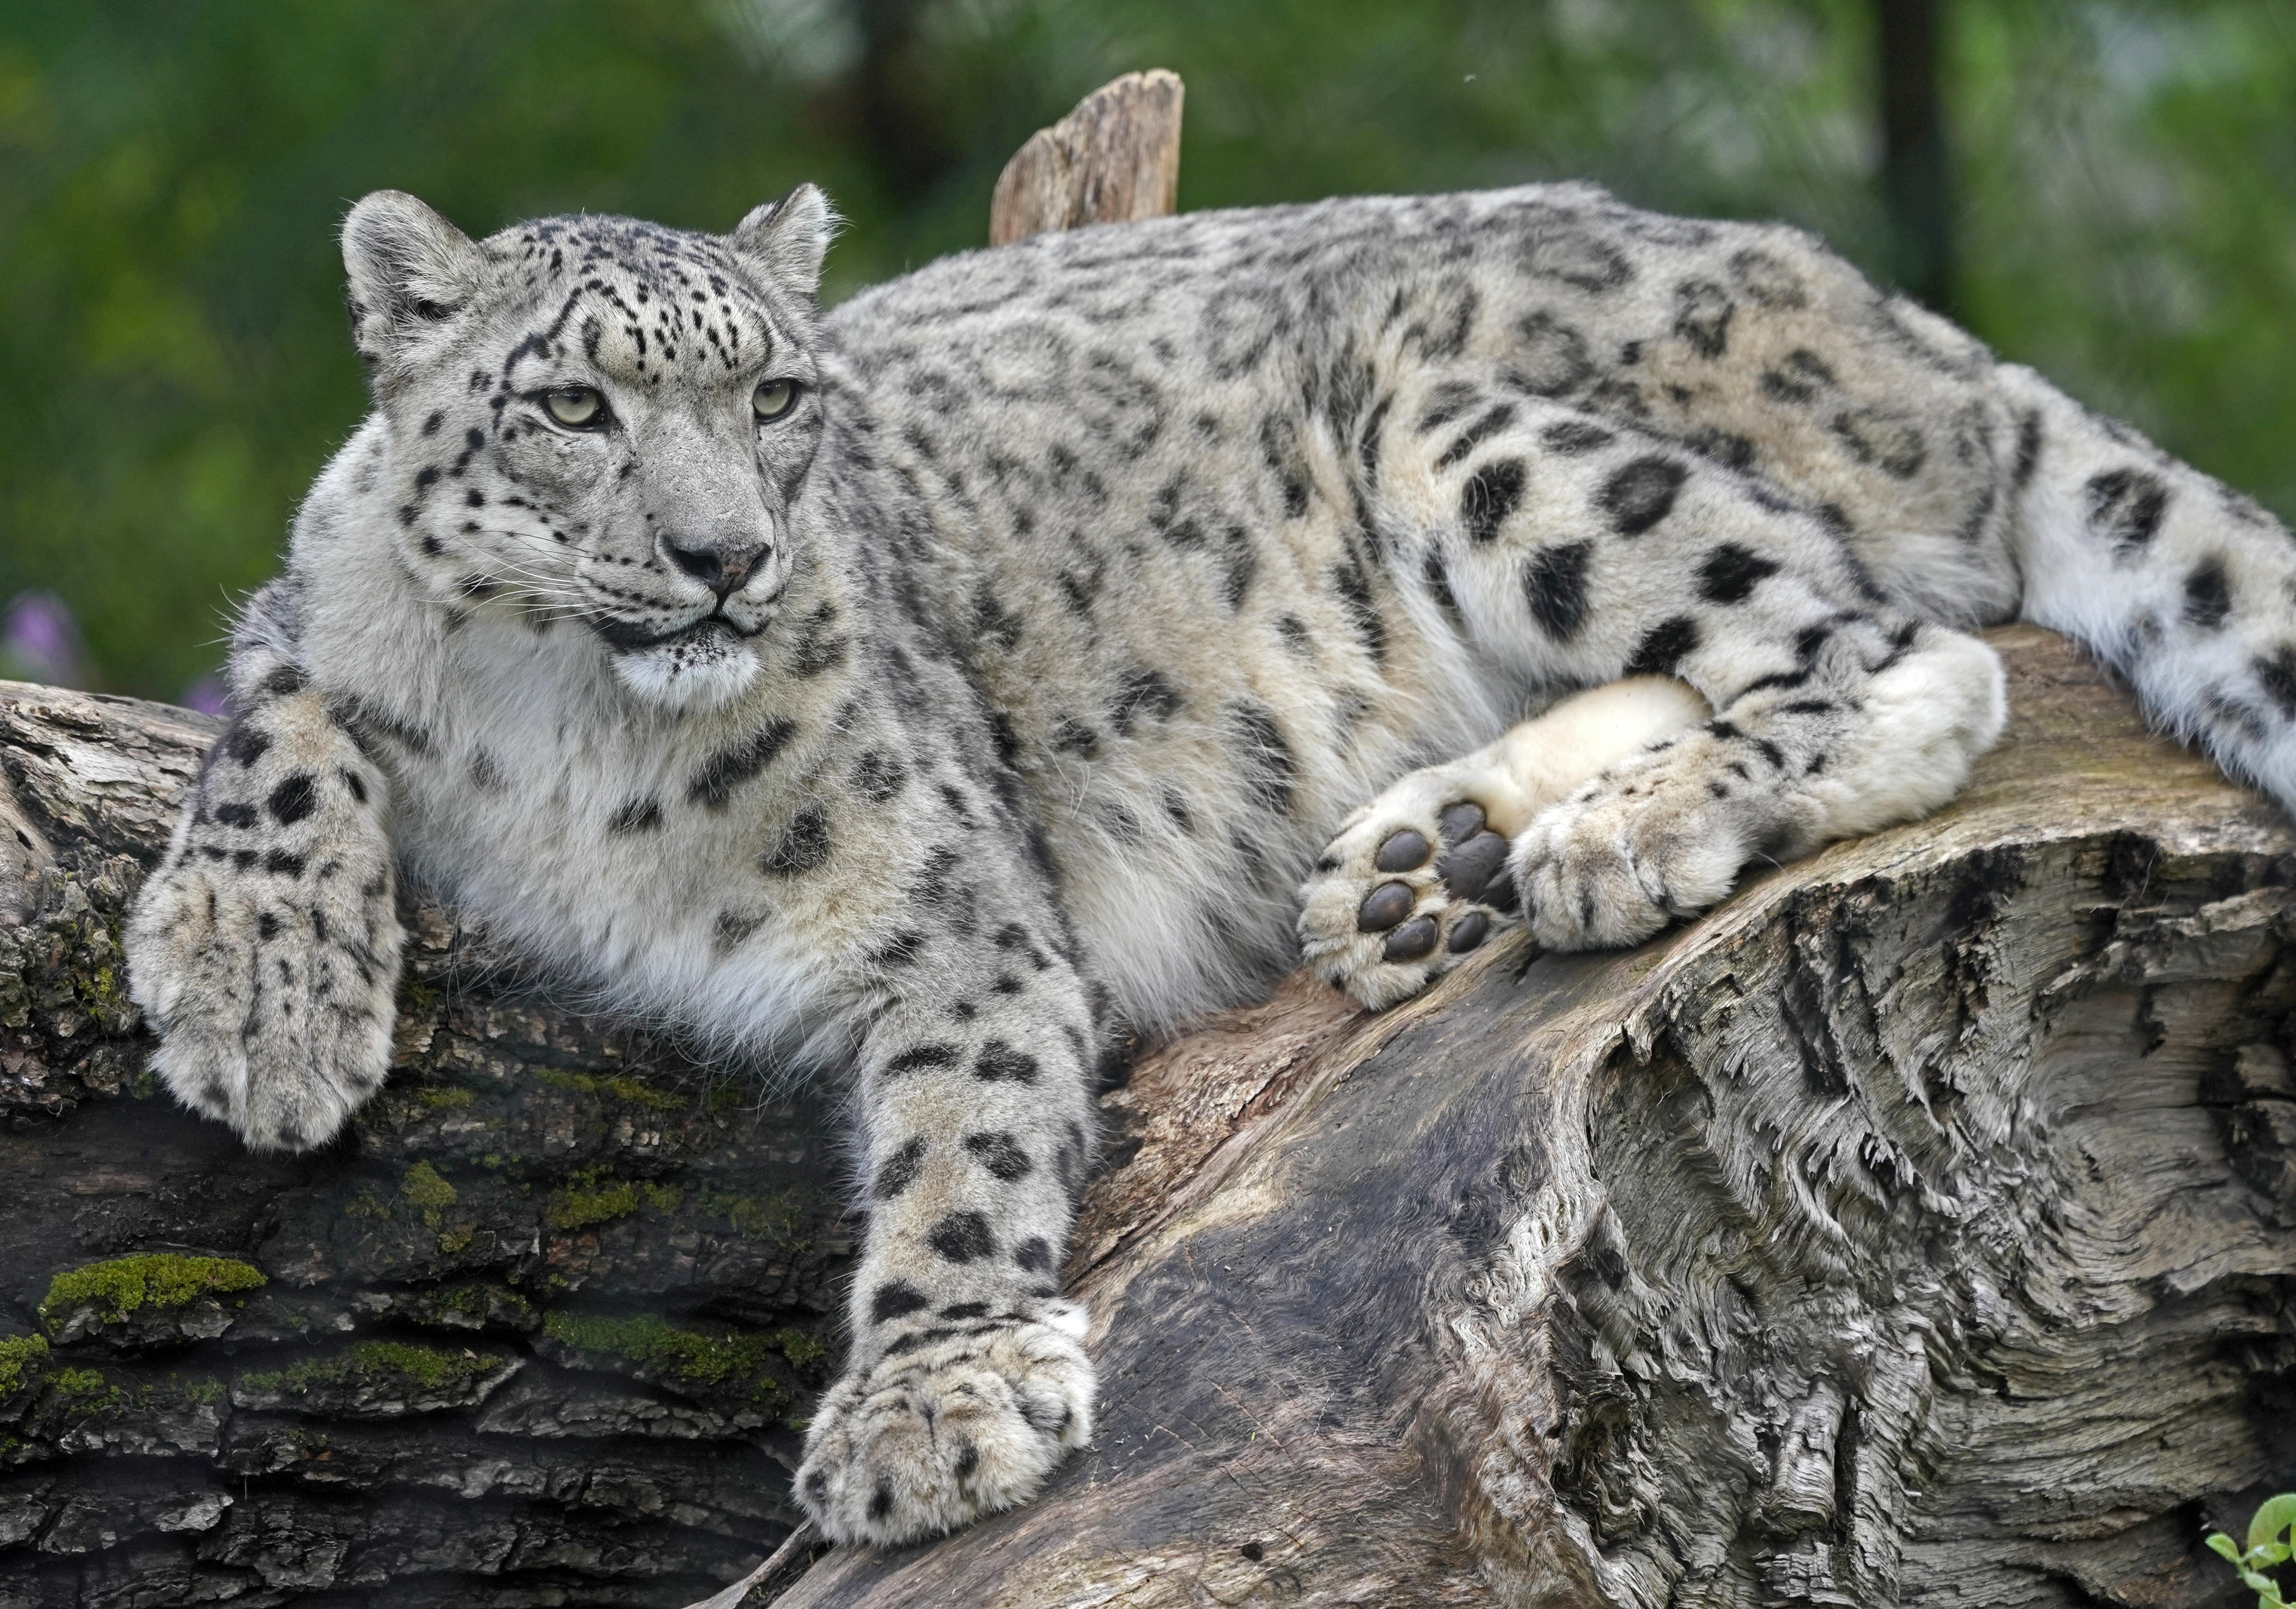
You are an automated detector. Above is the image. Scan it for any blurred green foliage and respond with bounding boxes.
[0,0,2291,698]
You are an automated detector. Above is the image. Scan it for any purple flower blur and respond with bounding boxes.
[1,592,90,687]
[179,677,230,717]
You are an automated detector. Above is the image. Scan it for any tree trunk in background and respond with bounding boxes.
[849,0,953,202]
[1876,0,1954,313]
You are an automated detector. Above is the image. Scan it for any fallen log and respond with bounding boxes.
[6,627,2290,1606]
[781,625,2296,1608]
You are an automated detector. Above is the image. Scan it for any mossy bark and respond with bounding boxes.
[5,632,2295,1608]
[0,684,846,1608]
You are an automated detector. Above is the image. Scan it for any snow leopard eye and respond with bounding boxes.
[753,379,799,421]
[543,387,606,428]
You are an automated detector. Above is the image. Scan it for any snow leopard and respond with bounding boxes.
[122,179,2296,1547]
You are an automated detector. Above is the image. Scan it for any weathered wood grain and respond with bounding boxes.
[988,70,1184,246]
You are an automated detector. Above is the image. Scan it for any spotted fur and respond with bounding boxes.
[125,180,2296,1546]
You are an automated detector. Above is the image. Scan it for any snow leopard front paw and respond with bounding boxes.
[1299,764,1520,1010]
[1508,734,1798,951]
[795,1302,1095,1547]
[125,695,403,1152]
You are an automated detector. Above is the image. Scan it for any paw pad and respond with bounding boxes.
[1302,781,1526,1011]
[1357,880,1414,931]
[1383,914,1438,961]
[1434,828,1509,903]
[1437,801,1486,841]
[1374,828,1431,872]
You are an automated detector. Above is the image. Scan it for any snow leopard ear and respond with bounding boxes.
[731,184,837,303]
[340,190,486,373]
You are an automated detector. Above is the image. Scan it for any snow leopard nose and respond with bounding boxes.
[661,535,768,599]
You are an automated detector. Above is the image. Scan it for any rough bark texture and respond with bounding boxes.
[779,626,2296,1608]
[5,631,2293,1605]
[987,69,1184,246]
[0,684,848,1607]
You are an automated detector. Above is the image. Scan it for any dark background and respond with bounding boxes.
[1,0,2291,702]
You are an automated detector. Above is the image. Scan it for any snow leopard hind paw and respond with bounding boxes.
[1300,677,1710,1010]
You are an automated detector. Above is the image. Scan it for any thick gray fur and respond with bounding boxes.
[124,180,2296,1546]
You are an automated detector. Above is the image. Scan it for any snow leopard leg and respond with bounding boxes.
[1353,394,2006,957]
[125,623,400,1151]
[794,887,1101,1547]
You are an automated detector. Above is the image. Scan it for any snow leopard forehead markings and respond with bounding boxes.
[490,214,793,393]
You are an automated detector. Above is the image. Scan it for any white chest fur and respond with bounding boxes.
[326,601,842,1066]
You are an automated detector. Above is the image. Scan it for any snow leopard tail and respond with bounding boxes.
[1996,361,2296,815]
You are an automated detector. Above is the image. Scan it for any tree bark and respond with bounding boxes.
[778,625,2296,1608]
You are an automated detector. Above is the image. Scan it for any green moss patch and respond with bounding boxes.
[539,1312,812,1406]
[778,1329,828,1368]
[396,974,441,1019]
[240,1339,503,1399]
[0,1335,49,1396]
[427,1283,533,1328]
[45,1366,118,1406]
[700,1187,811,1249]
[399,1161,457,1227]
[533,1067,690,1115]
[544,1168,679,1231]
[38,1254,266,1330]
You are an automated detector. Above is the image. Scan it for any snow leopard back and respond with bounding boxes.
[825,183,2296,1025]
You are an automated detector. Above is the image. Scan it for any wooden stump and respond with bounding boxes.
[778,627,2296,1607]
[989,70,1184,246]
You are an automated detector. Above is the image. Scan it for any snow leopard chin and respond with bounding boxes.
[609,622,761,713]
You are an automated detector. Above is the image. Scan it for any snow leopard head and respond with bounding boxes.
[338,184,837,712]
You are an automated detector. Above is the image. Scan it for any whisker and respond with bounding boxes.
[450,526,709,634]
